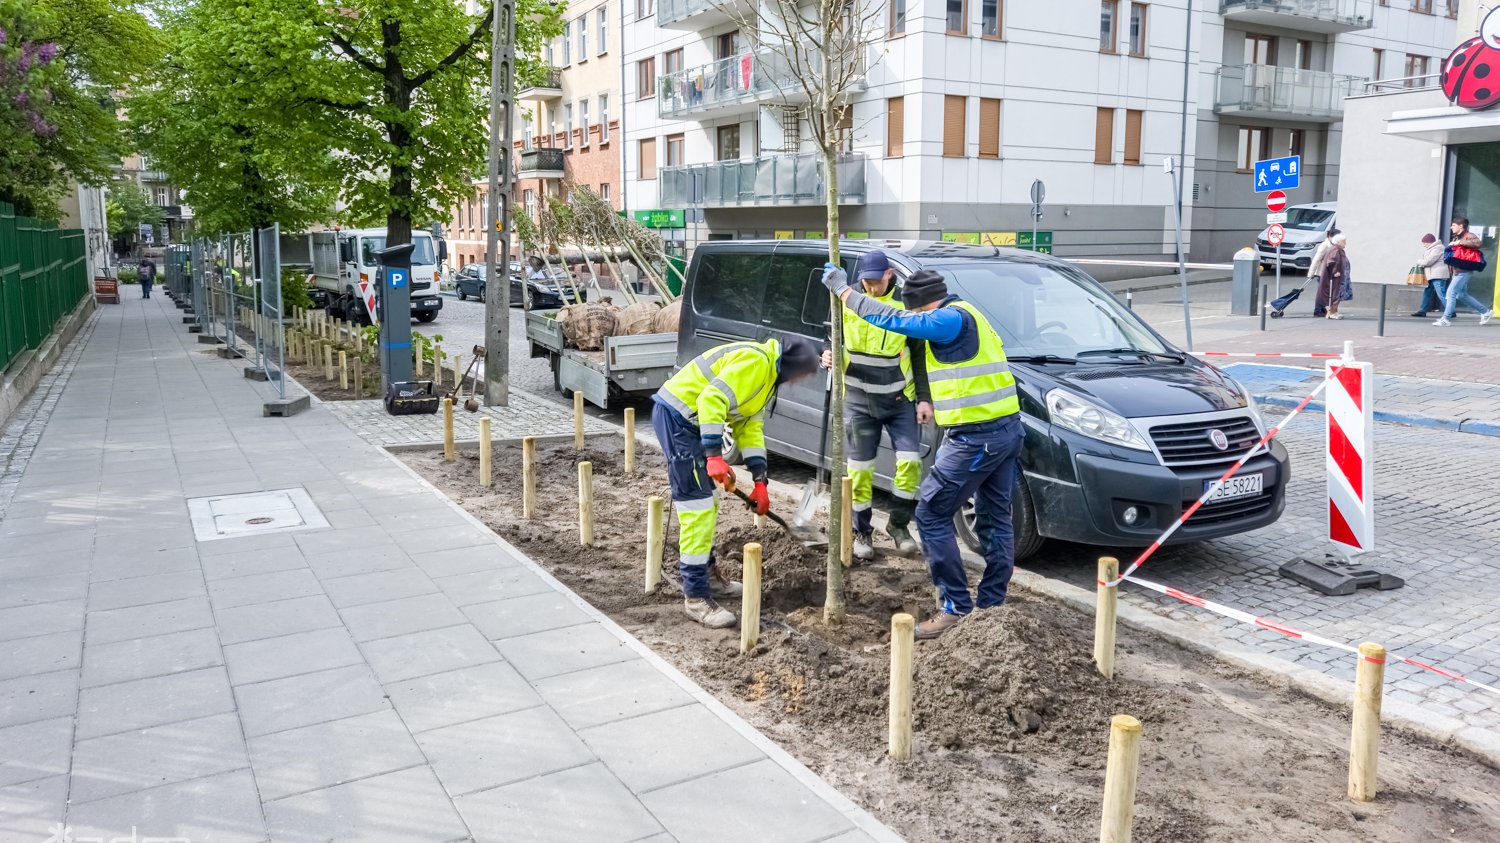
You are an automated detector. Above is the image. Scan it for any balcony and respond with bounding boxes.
[518,147,566,180]
[519,67,563,100]
[658,50,838,120]
[658,0,752,30]
[1219,0,1373,34]
[138,170,169,183]
[660,152,867,208]
[1214,64,1364,122]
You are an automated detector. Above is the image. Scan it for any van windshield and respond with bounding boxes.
[360,236,437,266]
[937,262,1170,360]
[1285,208,1334,232]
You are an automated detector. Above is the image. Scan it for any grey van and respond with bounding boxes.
[675,240,1289,561]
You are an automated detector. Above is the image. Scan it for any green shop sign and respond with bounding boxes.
[632,209,685,228]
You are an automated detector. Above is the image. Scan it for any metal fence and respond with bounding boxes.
[176,227,287,400]
[0,202,90,373]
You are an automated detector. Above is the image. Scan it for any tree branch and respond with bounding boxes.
[408,7,495,88]
[324,26,385,76]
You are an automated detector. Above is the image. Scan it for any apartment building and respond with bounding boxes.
[621,0,1455,262]
[116,154,192,245]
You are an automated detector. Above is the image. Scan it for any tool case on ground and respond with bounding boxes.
[384,380,440,415]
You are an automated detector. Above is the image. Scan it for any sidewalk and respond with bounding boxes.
[0,295,898,843]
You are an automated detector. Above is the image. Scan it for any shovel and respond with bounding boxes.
[793,364,834,535]
[727,486,828,549]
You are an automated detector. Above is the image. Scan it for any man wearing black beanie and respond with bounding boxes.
[823,263,1024,640]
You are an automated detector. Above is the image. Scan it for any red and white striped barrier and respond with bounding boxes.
[1327,358,1374,556]
[1192,351,1344,359]
[358,277,380,325]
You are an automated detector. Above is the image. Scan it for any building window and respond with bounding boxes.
[639,138,657,179]
[943,95,966,157]
[1447,0,1459,19]
[580,99,590,147]
[890,0,907,34]
[1288,128,1304,157]
[981,0,1001,38]
[1245,34,1275,65]
[547,106,557,141]
[1405,53,1430,86]
[666,133,685,167]
[886,97,905,157]
[562,21,571,66]
[523,189,536,217]
[664,48,684,77]
[155,187,169,206]
[1094,107,1115,164]
[637,58,655,100]
[1411,0,1432,13]
[1128,3,1146,56]
[545,42,554,68]
[597,7,608,55]
[717,125,740,160]
[1123,109,1143,165]
[637,0,653,19]
[1100,1,1118,52]
[1372,48,1384,79]
[947,0,966,34]
[600,183,610,204]
[1237,126,1268,172]
[578,15,587,61]
[600,94,610,143]
[563,103,573,149]
[837,107,854,153]
[979,98,1001,159]
[1294,39,1312,70]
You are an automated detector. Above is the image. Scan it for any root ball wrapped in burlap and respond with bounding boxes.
[617,300,663,335]
[651,299,682,335]
[559,301,618,350]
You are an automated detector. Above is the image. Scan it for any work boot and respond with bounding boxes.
[684,598,736,628]
[852,531,876,561]
[886,524,919,555]
[913,611,964,640]
[710,567,743,599]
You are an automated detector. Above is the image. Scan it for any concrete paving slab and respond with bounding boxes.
[359,624,500,684]
[409,544,523,579]
[247,709,426,802]
[339,593,468,643]
[417,705,595,797]
[580,704,765,794]
[463,591,593,641]
[321,567,439,609]
[261,765,469,843]
[0,600,84,642]
[88,547,200,583]
[433,566,554,607]
[200,545,310,581]
[640,759,853,843]
[87,569,206,612]
[223,627,364,686]
[69,712,250,805]
[303,545,413,580]
[532,659,697,732]
[0,774,68,840]
[84,596,215,647]
[0,552,91,579]
[452,762,664,843]
[0,571,88,609]
[0,629,81,682]
[382,661,542,735]
[63,768,268,843]
[0,670,78,729]
[215,595,343,646]
[209,568,325,610]
[495,623,638,681]
[0,717,73,788]
[81,627,223,688]
[76,667,234,739]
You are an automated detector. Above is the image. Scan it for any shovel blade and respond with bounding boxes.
[793,480,823,529]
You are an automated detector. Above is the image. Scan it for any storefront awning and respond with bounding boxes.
[1385,105,1500,145]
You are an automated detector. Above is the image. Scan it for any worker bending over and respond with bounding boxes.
[653,336,821,628]
[823,266,1023,640]
[821,250,926,560]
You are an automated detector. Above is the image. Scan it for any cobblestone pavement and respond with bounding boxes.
[320,390,615,447]
[1036,409,1500,739]
[414,297,557,398]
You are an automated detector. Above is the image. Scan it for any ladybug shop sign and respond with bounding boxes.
[1443,8,1500,110]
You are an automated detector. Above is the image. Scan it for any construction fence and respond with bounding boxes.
[0,202,90,373]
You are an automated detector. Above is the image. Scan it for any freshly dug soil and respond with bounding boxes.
[403,435,1500,843]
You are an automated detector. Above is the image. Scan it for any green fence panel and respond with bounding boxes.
[0,203,19,371]
[0,201,89,373]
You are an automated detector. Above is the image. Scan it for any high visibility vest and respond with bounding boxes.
[924,300,1019,427]
[842,289,914,401]
[656,338,779,459]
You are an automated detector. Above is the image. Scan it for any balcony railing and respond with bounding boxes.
[519,67,563,98]
[518,147,566,178]
[658,0,749,28]
[658,50,805,119]
[1214,64,1364,121]
[1219,0,1373,34]
[660,152,867,208]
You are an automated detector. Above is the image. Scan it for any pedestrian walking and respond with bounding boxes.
[820,250,925,561]
[138,258,156,299]
[1412,233,1450,317]
[1434,217,1495,326]
[1309,229,1339,318]
[1315,234,1350,320]
[652,336,821,628]
[822,266,1023,640]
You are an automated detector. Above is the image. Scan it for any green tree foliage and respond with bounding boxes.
[0,0,157,217]
[104,179,163,239]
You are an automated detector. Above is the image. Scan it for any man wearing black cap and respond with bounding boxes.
[823,264,1023,640]
[821,250,927,560]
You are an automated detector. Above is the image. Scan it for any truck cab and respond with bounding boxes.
[311,228,444,324]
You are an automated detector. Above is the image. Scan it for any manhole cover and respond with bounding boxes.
[187,488,330,541]
[246,516,275,525]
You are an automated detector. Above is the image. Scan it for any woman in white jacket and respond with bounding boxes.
[1413,233,1450,318]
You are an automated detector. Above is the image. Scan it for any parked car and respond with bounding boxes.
[455,262,578,308]
[1256,202,1337,271]
[675,240,1289,561]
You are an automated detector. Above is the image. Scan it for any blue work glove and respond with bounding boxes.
[821,263,849,294]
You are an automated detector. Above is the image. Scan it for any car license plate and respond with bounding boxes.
[423,298,439,306]
[1204,474,1262,502]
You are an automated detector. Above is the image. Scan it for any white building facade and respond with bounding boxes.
[619,0,1456,262]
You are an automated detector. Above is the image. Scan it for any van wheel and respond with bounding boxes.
[955,474,1043,563]
[416,312,437,323]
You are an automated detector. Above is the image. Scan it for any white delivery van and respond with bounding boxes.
[1256,202,1336,272]
[309,228,443,324]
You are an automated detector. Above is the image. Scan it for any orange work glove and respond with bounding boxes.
[705,455,734,491]
[750,482,771,516]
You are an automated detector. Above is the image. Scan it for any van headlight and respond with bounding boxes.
[1244,390,1266,432]
[1045,389,1150,451]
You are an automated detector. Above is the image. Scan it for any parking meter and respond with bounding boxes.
[373,242,416,389]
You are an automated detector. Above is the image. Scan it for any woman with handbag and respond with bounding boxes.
[1411,233,1449,317]
[1317,234,1350,319]
[1434,217,1494,326]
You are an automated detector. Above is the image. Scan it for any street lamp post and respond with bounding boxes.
[484,0,517,406]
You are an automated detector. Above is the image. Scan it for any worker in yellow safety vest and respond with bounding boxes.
[820,250,926,560]
[653,336,821,628]
[823,265,1022,640]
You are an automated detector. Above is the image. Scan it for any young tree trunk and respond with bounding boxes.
[822,98,847,626]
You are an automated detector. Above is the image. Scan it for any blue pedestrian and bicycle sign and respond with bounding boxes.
[1253,155,1300,192]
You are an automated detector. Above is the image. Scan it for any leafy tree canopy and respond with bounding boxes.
[104,178,163,239]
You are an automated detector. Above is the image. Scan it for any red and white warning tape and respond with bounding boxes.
[1106,362,1347,585]
[1192,351,1344,359]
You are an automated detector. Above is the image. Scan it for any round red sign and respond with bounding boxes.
[1267,224,1286,246]
[1266,191,1287,213]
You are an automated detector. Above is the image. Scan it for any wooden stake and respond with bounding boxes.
[578,461,594,546]
[479,417,492,487]
[573,390,585,449]
[645,496,665,593]
[840,476,854,567]
[354,357,363,399]
[1100,714,1143,843]
[414,345,423,377]
[323,343,334,380]
[434,344,443,385]
[623,407,636,473]
[1348,642,1386,803]
[442,398,455,463]
[740,542,762,654]
[1094,556,1120,680]
[755,514,768,528]
[522,437,537,519]
[339,351,349,390]
[889,613,915,760]
[452,354,462,391]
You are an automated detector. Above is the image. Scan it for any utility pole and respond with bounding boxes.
[484,0,516,406]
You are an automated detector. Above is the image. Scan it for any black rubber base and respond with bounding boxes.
[1279,553,1405,596]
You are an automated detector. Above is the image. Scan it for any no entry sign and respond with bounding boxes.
[1266,190,1287,213]
[1267,223,1286,246]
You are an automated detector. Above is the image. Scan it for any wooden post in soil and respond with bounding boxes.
[522,437,538,519]
[623,408,636,473]
[442,398,455,463]
[339,351,349,391]
[414,344,423,378]
[840,476,854,567]
[574,391,585,449]
[578,461,595,546]
[1094,557,1120,680]
[323,344,334,381]
[1099,715,1143,843]
[740,543,763,654]
[645,496,665,593]
[433,344,443,386]
[479,417,493,487]
[1348,642,1387,802]
[889,613,915,761]
[353,357,363,399]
